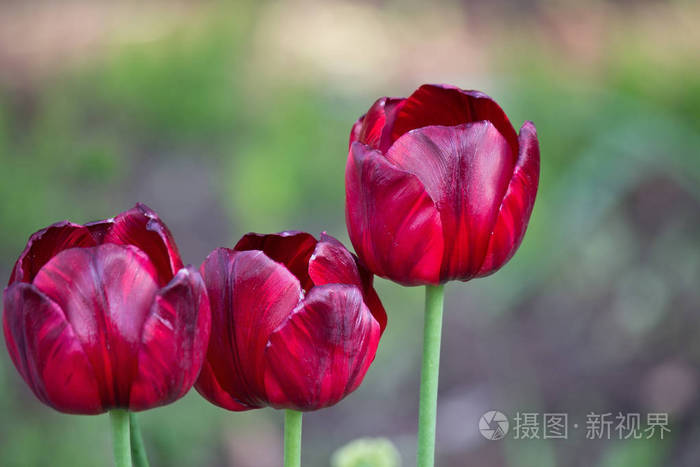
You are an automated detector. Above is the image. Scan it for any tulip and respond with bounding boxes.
[345,84,540,467]
[346,83,540,286]
[195,231,386,467]
[3,204,211,466]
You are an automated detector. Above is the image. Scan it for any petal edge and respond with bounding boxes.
[477,121,540,277]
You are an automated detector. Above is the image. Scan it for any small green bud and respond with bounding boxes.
[331,437,401,467]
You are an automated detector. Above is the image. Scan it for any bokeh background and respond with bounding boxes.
[1,1,699,466]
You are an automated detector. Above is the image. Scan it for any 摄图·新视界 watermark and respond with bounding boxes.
[478,411,671,441]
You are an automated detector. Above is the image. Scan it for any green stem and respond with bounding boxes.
[110,409,132,467]
[284,410,303,467]
[417,284,445,467]
[129,412,150,467]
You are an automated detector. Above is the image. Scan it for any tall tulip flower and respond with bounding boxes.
[345,84,540,466]
[196,231,386,467]
[3,204,211,467]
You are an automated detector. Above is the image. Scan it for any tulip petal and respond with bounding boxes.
[352,97,405,153]
[129,267,211,411]
[349,115,365,148]
[390,84,519,157]
[87,203,183,285]
[9,222,97,285]
[234,231,317,291]
[3,283,103,414]
[308,233,362,287]
[196,249,302,409]
[386,122,515,281]
[308,233,387,332]
[195,358,252,411]
[346,142,444,286]
[32,244,160,408]
[477,121,540,276]
[263,284,381,411]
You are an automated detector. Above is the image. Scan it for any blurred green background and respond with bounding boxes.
[0,1,699,466]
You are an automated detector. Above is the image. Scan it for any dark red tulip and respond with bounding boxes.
[2,204,211,414]
[195,231,386,412]
[346,84,540,286]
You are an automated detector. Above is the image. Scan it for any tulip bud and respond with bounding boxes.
[195,231,386,411]
[2,204,211,414]
[346,84,540,286]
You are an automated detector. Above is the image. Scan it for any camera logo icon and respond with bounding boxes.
[479,411,509,440]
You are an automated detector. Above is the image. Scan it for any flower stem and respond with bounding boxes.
[110,409,132,467]
[284,410,303,467]
[129,412,150,467]
[417,284,445,467]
